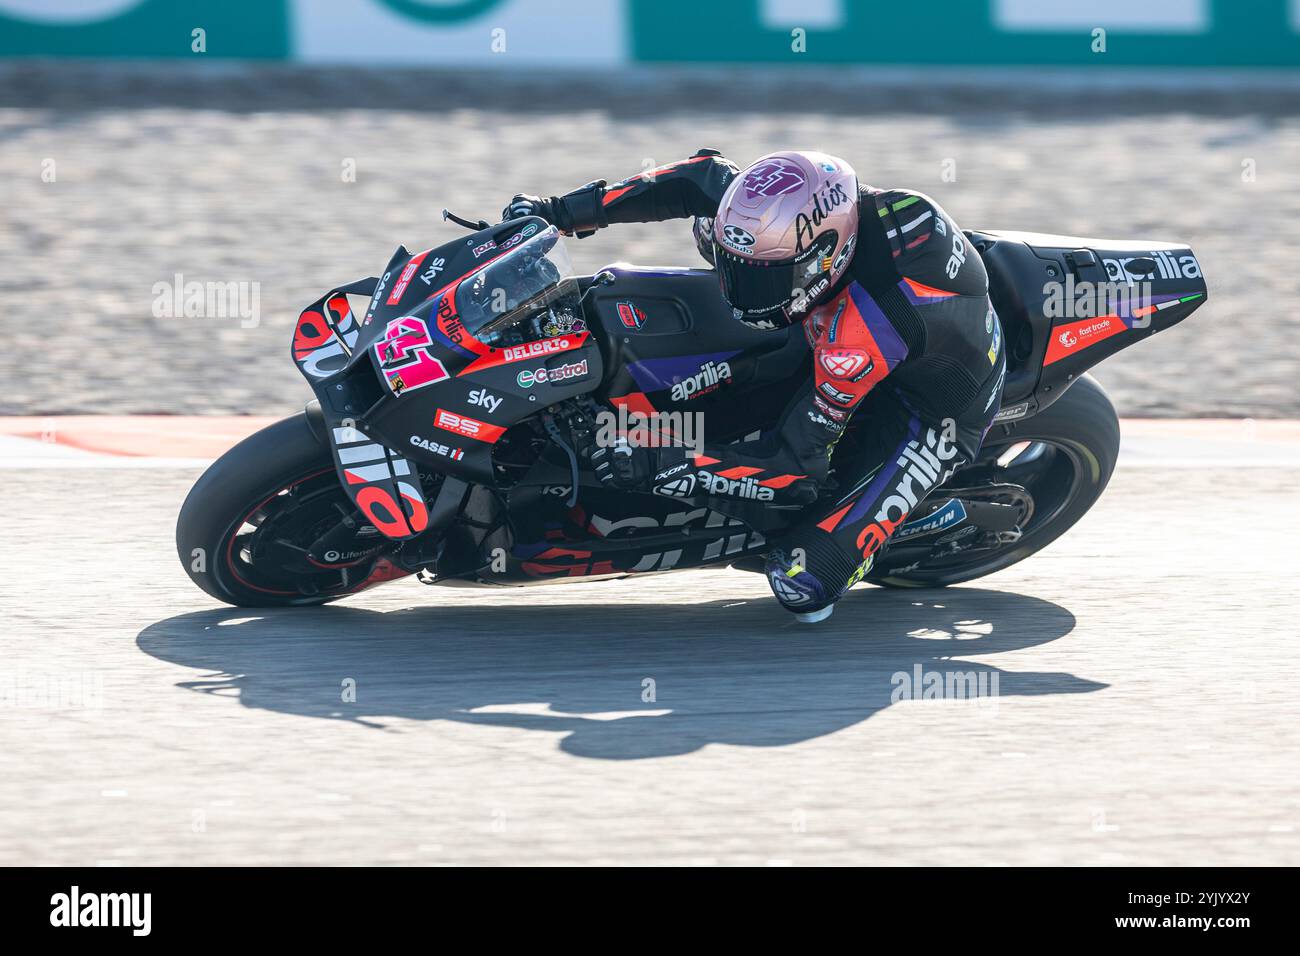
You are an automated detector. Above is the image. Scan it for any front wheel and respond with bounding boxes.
[873,374,1121,588]
[175,410,411,607]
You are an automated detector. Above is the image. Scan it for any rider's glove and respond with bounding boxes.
[506,181,608,238]
[693,216,717,266]
[502,194,556,225]
[589,437,651,491]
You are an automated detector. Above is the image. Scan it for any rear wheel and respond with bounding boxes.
[872,374,1120,588]
[175,411,411,607]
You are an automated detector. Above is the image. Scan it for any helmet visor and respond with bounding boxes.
[714,248,800,319]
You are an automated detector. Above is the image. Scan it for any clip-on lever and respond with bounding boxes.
[442,208,491,231]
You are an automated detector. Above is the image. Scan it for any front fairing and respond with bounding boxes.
[289,218,603,541]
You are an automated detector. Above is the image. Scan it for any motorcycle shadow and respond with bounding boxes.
[136,586,1103,760]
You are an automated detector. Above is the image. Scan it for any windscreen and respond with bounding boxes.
[454,226,579,339]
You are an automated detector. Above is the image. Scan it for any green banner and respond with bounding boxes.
[0,0,288,59]
[630,0,1300,67]
[2,0,1298,67]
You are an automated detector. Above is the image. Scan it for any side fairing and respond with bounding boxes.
[586,266,809,443]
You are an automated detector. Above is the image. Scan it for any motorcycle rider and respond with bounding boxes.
[504,149,1006,621]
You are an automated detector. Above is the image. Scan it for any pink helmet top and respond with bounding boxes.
[713,151,859,327]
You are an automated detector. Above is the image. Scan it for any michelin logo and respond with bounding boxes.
[894,499,967,541]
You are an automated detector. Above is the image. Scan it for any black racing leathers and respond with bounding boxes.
[544,151,1006,604]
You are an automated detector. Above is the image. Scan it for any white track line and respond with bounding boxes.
[0,434,209,469]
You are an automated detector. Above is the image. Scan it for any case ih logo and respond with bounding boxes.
[434,408,506,443]
[742,159,805,199]
[819,349,870,380]
[616,300,646,330]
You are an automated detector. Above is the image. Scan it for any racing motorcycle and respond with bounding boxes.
[176,210,1207,609]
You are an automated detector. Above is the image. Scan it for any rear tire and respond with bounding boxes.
[176,411,400,607]
[876,374,1120,588]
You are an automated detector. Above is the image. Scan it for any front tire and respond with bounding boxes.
[176,411,407,607]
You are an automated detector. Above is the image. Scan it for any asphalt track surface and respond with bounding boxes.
[1,423,1298,865]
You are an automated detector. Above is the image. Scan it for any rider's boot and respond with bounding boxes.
[764,529,870,624]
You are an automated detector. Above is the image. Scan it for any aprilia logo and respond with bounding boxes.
[671,360,732,401]
[790,277,829,313]
[856,426,960,558]
[1103,250,1201,285]
[696,470,775,501]
[652,469,775,502]
[946,232,968,279]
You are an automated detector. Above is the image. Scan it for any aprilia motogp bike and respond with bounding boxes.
[177,212,1207,608]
